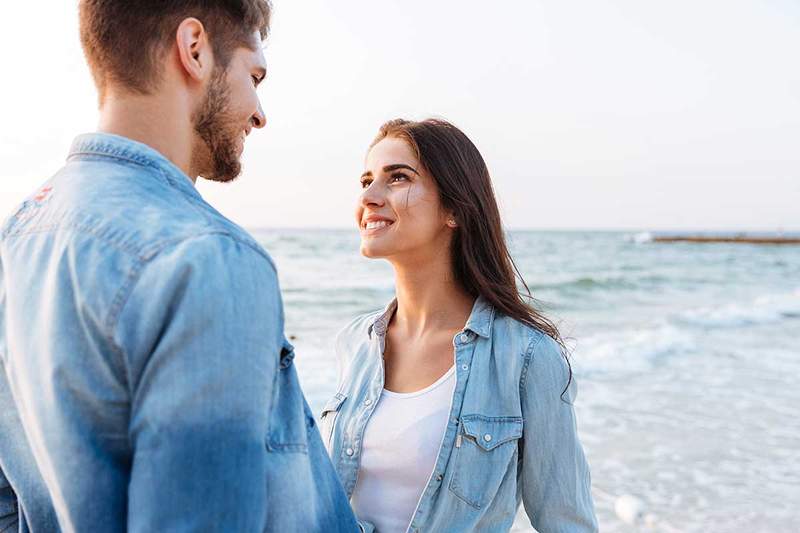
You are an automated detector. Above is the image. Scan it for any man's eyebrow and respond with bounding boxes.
[360,164,420,179]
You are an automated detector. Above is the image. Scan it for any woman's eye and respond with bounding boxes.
[390,173,409,183]
[252,75,260,86]
[360,179,372,189]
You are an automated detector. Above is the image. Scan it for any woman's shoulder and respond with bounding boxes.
[490,313,569,384]
[333,307,387,385]
[490,312,555,352]
[335,308,385,344]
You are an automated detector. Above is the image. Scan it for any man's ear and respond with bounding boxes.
[175,17,214,83]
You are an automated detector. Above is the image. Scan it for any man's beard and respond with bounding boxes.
[192,67,242,183]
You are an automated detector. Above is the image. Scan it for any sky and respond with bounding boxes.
[1,0,798,231]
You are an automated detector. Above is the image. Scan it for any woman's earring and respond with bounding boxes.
[447,219,457,228]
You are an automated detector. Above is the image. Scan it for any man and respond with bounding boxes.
[0,1,359,531]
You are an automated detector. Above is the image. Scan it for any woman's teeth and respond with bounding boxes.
[365,221,391,230]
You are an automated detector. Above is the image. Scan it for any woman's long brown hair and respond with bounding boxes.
[371,118,571,389]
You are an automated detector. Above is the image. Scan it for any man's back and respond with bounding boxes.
[0,133,358,531]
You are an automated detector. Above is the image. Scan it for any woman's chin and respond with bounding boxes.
[360,242,389,259]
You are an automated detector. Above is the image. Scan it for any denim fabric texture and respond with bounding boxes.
[0,133,359,532]
[323,298,598,532]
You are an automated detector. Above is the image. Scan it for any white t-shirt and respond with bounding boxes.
[350,366,456,533]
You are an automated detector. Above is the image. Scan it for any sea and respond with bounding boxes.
[251,229,800,533]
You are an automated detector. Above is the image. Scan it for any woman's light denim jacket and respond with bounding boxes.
[322,298,598,533]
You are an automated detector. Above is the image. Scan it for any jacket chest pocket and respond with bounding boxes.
[449,415,523,509]
[266,343,311,453]
[319,392,347,453]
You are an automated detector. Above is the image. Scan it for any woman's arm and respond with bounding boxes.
[519,333,598,532]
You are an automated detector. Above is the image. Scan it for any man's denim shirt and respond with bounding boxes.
[0,133,359,532]
[322,298,598,532]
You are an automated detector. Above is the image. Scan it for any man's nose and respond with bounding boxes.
[251,101,266,129]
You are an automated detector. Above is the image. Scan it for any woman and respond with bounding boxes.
[321,119,597,532]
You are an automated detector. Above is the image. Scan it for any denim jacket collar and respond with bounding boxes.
[367,295,495,340]
[68,133,202,202]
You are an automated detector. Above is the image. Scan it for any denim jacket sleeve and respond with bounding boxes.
[114,234,282,531]
[0,468,18,532]
[519,333,598,532]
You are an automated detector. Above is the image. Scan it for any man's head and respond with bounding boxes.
[79,1,272,182]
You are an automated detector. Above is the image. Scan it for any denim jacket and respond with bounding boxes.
[0,133,359,532]
[322,298,598,532]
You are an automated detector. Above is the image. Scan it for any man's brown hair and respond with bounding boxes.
[79,0,272,99]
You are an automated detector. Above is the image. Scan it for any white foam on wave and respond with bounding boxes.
[675,288,800,329]
[627,231,653,244]
[571,322,695,375]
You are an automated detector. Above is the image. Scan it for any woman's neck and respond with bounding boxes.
[390,256,475,339]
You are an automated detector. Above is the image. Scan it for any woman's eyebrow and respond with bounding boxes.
[360,164,420,179]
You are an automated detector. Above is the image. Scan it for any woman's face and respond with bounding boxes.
[356,136,453,261]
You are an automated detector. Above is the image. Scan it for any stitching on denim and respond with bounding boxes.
[4,219,277,277]
[68,148,201,206]
[519,329,545,396]
[321,393,347,414]
[4,219,145,258]
[138,230,276,271]
[69,146,172,176]
[449,482,483,509]
[461,414,523,423]
[104,233,278,402]
[461,415,523,448]
[153,167,228,220]
[265,441,308,453]
[0,519,20,533]
[0,202,32,239]
[104,258,146,397]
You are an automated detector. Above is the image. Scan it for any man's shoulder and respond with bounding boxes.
[1,159,272,271]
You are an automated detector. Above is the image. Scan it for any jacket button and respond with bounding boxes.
[364,399,372,406]
[483,434,492,442]
[459,333,470,343]
[346,448,354,456]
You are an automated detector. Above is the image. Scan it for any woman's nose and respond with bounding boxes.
[360,182,385,207]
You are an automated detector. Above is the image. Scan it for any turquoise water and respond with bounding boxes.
[253,229,800,533]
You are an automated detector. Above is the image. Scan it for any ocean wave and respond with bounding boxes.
[533,273,666,293]
[674,288,800,329]
[627,232,654,244]
[572,323,695,375]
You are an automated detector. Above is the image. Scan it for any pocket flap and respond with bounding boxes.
[320,392,347,417]
[461,415,523,451]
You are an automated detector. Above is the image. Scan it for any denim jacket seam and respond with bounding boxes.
[68,151,201,205]
[3,219,147,258]
[103,233,277,395]
[151,167,239,223]
[104,258,147,393]
[0,204,31,239]
[519,329,546,395]
[136,230,276,271]
[106,232,277,331]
